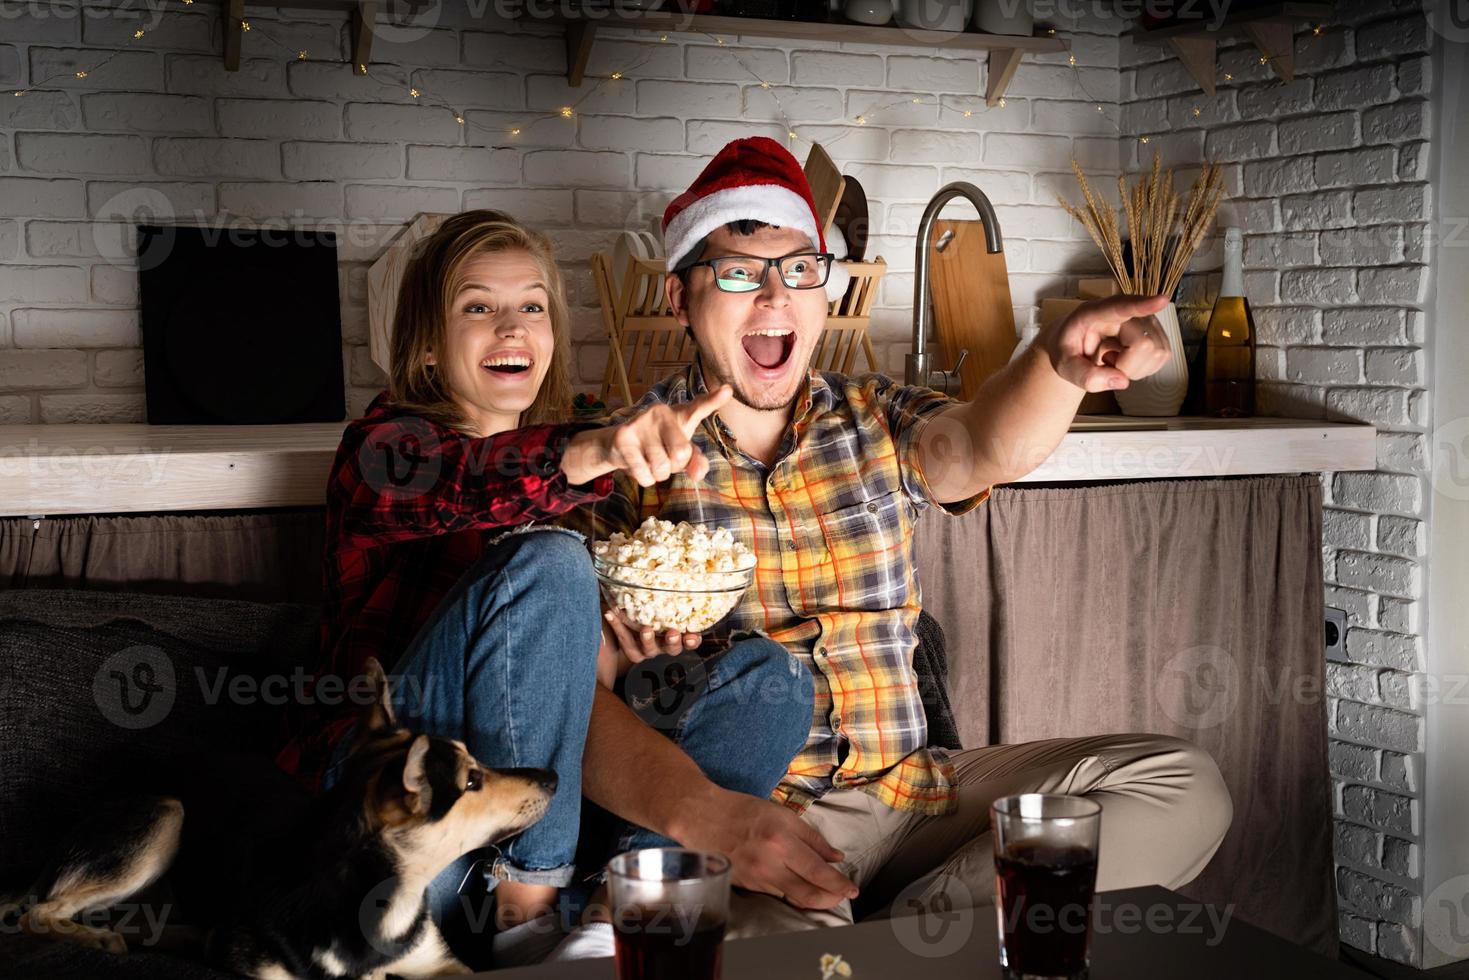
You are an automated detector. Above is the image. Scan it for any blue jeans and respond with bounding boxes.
[569,634,815,899]
[324,528,601,904]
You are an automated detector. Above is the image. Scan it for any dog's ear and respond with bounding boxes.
[402,734,431,811]
[362,657,397,734]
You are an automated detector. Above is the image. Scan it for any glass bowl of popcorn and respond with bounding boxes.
[592,517,757,634]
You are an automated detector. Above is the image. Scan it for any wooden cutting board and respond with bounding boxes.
[928,217,1016,401]
[803,143,845,237]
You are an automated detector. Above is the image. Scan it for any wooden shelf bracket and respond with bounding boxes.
[1244,19,1296,82]
[223,0,244,71]
[220,0,381,73]
[352,0,378,75]
[566,20,597,88]
[1132,2,1330,93]
[985,47,1025,106]
[1168,35,1217,96]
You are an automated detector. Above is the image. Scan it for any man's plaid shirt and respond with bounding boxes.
[569,362,990,816]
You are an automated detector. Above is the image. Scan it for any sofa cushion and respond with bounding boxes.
[0,590,319,888]
[914,609,962,751]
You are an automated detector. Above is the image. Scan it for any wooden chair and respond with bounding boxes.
[592,250,689,408]
[592,253,889,408]
[811,257,885,375]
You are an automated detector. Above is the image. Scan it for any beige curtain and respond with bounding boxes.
[0,510,326,603]
[915,474,1334,956]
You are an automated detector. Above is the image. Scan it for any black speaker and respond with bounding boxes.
[138,225,346,425]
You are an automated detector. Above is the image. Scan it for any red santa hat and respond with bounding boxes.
[661,136,850,302]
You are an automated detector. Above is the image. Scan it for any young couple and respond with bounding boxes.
[277,136,1233,969]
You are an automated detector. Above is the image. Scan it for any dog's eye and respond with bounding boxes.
[465,768,482,792]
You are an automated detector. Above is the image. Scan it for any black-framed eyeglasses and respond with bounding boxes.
[684,252,834,293]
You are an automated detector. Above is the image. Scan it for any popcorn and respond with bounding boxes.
[820,953,853,978]
[592,517,756,633]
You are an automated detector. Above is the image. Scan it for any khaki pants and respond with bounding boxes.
[726,732,1233,939]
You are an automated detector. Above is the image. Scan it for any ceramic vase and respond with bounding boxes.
[1115,301,1189,417]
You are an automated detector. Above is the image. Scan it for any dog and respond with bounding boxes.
[14,657,557,979]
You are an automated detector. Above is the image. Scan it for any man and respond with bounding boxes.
[570,136,1232,942]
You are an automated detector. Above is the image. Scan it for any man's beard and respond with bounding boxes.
[730,379,800,412]
[696,331,808,412]
[717,352,805,412]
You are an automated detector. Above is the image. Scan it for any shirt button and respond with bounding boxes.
[866,502,879,514]
[816,647,827,657]
[785,538,797,550]
[831,715,842,731]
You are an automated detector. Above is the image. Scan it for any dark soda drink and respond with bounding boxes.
[995,841,1098,978]
[613,907,725,980]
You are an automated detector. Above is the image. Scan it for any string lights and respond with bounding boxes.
[16,2,1330,157]
[187,18,1013,154]
[10,12,150,97]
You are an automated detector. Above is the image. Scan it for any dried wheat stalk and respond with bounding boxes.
[1061,160,1132,291]
[1057,152,1226,302]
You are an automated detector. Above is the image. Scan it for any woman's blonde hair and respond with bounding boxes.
[387,210,574,432]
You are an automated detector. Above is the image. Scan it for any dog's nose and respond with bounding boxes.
[499,767,558,793]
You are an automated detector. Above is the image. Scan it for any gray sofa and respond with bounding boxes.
[0,587,958,979]
[0,589,316,979]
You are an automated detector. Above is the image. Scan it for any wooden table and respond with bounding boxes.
[485,886,1368,979]
[0,417,1375,516]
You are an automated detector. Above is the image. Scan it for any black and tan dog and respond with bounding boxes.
[14,658,555,979]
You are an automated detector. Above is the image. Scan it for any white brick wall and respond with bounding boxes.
[0,1,1123,421]
[1122,4,1434,964]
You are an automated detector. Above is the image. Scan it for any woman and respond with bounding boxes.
[275,211,812,968]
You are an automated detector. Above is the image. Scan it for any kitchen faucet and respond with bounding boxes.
[905,181,1004,394]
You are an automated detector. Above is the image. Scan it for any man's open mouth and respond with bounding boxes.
[480,353,532,376]
[741,329,795,372]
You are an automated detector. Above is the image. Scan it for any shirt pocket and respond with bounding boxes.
[814,490,912,609]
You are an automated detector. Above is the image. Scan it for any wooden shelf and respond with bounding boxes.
[540,7,1068,104]
[0,416,1374,516]
[1129,2,1332,41]
[1129,2,1334,94]
[212,0,424,74]
[208,0,1063,105]
[548,9,1068,51]
[1020,415,1374,484]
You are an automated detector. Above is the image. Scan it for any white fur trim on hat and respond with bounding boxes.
[663,183,820,272]
[824,260,850,304]
[664,183,849,302]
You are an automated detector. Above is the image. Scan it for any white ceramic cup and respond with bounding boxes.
[844,0,895,25]
[896,0,970,31]
[973,0,1033,34]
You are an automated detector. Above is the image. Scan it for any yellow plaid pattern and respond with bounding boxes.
[568,362,990,816]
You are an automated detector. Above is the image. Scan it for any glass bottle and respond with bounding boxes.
[1203,227,1256,418]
